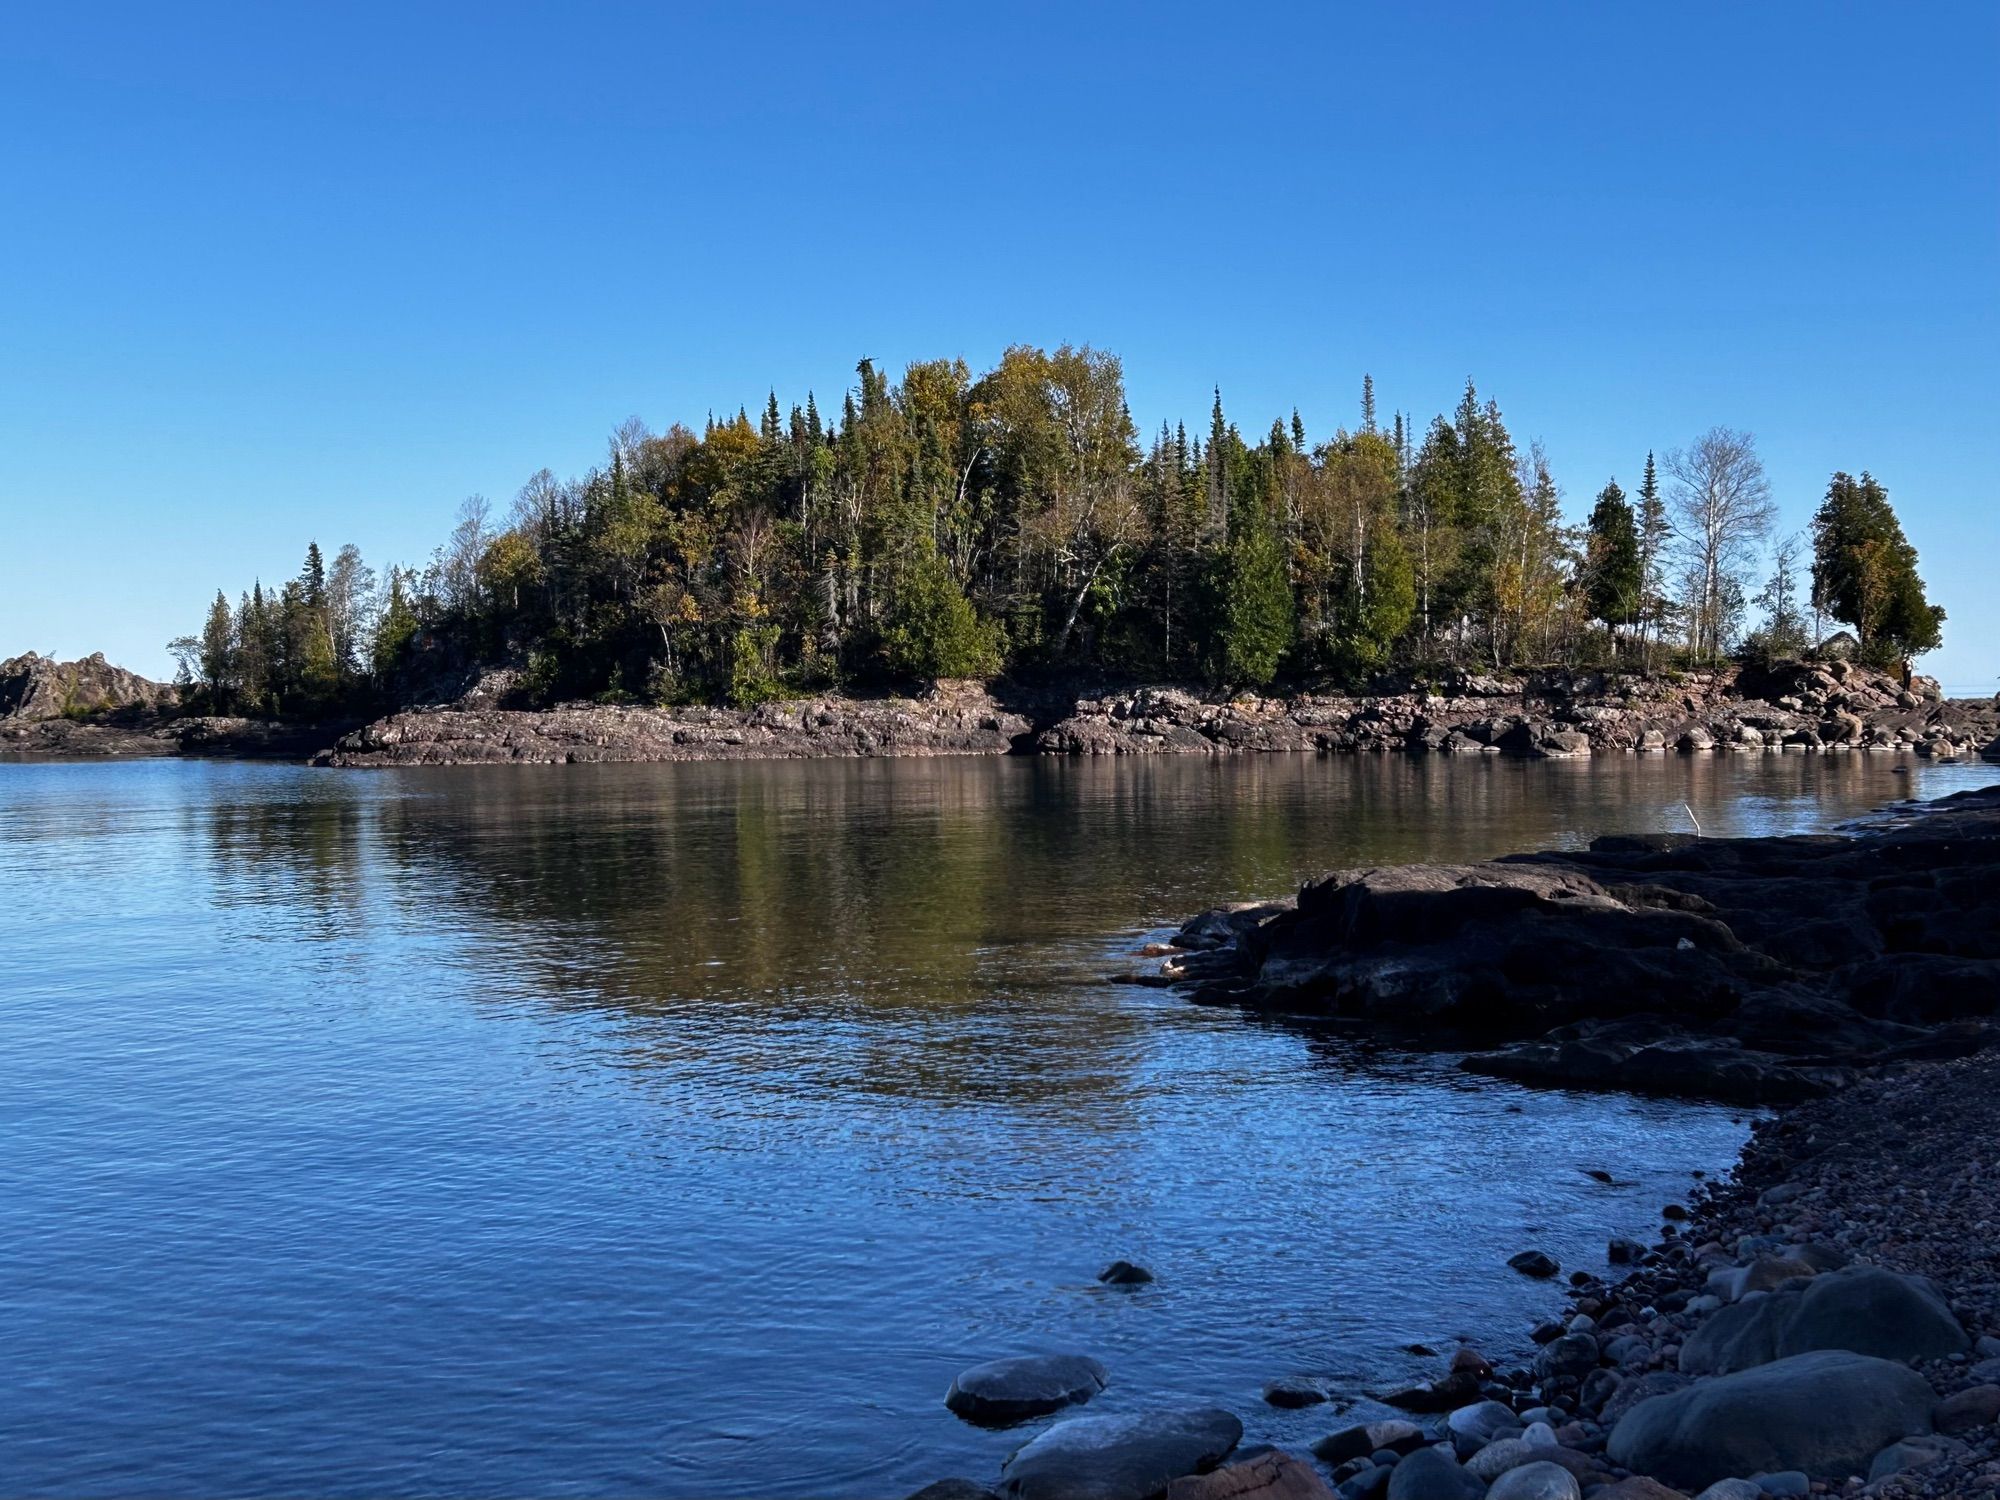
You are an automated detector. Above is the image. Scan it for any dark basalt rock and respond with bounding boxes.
[1160,784,2000,1103]
[1098,1259,1156,1286]
[1676,1265,1968,1375]
[998,1407,1242,1500]
[945,1353,1108,1425]
[1605,1350,1935,1488]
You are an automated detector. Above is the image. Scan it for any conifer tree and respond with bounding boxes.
[1810,471,1944,667]
[1584,479,1643,651]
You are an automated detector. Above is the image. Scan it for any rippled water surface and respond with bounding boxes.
[3,751,1995,1496]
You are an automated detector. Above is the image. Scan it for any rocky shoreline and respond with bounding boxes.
[1154,784,2000,1107]
[903,787,2000,1500]
[7,650,1998,768]
[323,660,2000,767]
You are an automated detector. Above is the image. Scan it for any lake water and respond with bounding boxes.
[3,750,1996,1497]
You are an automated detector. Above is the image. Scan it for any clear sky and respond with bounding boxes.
[3,2,1996,691]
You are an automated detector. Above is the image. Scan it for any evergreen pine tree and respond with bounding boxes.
[1584,480,1643,647]
[1810,472,1944,666]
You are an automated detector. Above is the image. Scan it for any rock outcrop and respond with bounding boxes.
[1156,784,2000,1102]
[0,651,176,722]
[308,656,2000,768]
[1036,663,2000,763]
[0,651,183,756]
[327,680,1032,766]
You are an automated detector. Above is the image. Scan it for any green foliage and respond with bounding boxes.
[1218,521,1295,687]
[884,550,1003,680]
[180,353,1950,716]
[1810,472,1944,665]
[727,624,786,707]
[1584,480,1643,627]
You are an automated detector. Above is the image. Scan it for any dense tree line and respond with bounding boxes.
[172,350,1946,717]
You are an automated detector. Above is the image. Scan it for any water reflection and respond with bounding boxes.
[2,752,1995,1498]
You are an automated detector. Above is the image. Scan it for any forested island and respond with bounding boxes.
[164,353,1948,722]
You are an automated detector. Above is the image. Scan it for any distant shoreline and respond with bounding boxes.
[6,655,1999,771]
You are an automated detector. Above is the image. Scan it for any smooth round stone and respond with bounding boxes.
[998,1406,1242,1500]
[944,1353,1107,1425]
[1509,1250,1560,1278]
[1486,1462,1582,1500]
[1522,1421,1558,1449]
[1385,1446,1483,1500]
[1466,1438,1536,1481]
[1446,1400,1519,1443]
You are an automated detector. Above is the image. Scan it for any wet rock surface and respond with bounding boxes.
[997,1406,1243,1500]
[1158,784,2000,1104]
[946,1353,1110,1425]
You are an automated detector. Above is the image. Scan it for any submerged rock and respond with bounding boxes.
[908,1483,1000,1500]
[1098,1260,1156,1287]
[945,1353,1108,1425]
[1260,1378,1327,1408]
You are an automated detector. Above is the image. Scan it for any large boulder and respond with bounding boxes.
[1677,1266,1967,1375]
[1163,1450,1335,1500]
[1606,1350,1935,1487]
[1000,1407,1243,1500]
[946,1353,1109,1424]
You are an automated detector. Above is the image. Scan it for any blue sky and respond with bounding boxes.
[3,2,1996,690]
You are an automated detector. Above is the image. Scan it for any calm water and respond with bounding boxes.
[3,751,1995,1497]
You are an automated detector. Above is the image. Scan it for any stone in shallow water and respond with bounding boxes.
[945,1353,1108,1425]
[1607,1349,1934,1488]
[999,1407,1242,1500]
[1098,1259,1155,1286]
[1261,1378,1328,1408]
[1509,1249,1560,1278]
